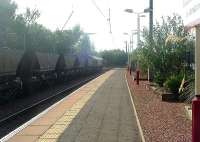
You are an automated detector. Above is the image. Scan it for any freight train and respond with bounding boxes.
[0,47,103,100]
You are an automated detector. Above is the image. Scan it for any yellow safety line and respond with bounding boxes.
[37,70,115,142]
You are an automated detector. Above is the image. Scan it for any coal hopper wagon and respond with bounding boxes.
[0,48,103,101]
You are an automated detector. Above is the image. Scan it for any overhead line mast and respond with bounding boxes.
[90,0,116,48]
[108,8,112,34]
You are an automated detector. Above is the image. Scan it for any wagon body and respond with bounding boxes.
[0,48,24,76]
[35,52,59,72]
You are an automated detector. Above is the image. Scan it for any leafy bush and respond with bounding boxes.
[154,73,166,86]
[164,74,183,94]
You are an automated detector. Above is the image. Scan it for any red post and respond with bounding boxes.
[136,70,140,85]
[192,96,200,142]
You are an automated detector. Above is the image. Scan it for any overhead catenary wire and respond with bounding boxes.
[91,0,112,34]
[61,10,74,31]
[91,0,107,19]
[90,0,117,48]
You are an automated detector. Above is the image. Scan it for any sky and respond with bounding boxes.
[13,0,184,52]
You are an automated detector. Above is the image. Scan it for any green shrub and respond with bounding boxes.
[154,73,166,86]
[164,74,183,94]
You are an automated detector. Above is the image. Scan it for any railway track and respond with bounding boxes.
[0,72,103,139]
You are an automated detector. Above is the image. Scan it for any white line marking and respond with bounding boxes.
[0,71,109,142]
[125,73,146,142]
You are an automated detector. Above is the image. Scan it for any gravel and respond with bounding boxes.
[126,72,192,142]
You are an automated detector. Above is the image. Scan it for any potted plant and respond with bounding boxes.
[162,74,183,101]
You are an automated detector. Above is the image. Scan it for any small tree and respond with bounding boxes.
[132,14,194,86]
[0,0,17,47]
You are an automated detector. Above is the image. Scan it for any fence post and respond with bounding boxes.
[136,70,140,85]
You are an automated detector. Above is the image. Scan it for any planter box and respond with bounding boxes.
[162,92,179,101]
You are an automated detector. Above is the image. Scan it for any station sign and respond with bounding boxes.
[183,0,200,27]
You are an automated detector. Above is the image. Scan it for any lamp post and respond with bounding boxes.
[124,41,129,69]
[123,33,131,70]
[124,9,146,49]
[124,31,137,74]
[124,9,146,83]
[124,9,146,69]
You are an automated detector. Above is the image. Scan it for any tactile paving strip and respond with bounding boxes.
[36,70,115,142]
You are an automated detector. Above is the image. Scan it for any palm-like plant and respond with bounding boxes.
[179,78,194,103]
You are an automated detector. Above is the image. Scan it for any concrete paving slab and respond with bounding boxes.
[58,69,142,142]
[31,117,58,126]
[17,125,50,136]
[7,136,39,142]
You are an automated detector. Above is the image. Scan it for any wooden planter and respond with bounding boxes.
[162,92,179,102]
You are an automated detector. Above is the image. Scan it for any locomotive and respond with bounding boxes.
[0,47,103,100]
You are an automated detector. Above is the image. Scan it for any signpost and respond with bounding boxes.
[183,0,200,142]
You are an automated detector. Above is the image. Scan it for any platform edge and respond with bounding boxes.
[0,71,109,142]
[125,73,146,142]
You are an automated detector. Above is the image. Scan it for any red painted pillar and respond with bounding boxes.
[136,70,140,85]
[192,96,200,142]
[193,27,200,142]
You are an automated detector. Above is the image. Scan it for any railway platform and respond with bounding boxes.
[4,69,142,142]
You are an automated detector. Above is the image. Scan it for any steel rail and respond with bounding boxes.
[0,73,100,125]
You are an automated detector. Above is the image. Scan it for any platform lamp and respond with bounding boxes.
[123,32,132,73]
[124,41,129,70]
[124,9,146,84]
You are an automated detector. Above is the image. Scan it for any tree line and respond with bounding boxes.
[0,0,94,55]
[100,49,127,67]
[1,0,129,67]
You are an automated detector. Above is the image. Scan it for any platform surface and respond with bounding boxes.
[7,69,141,142]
